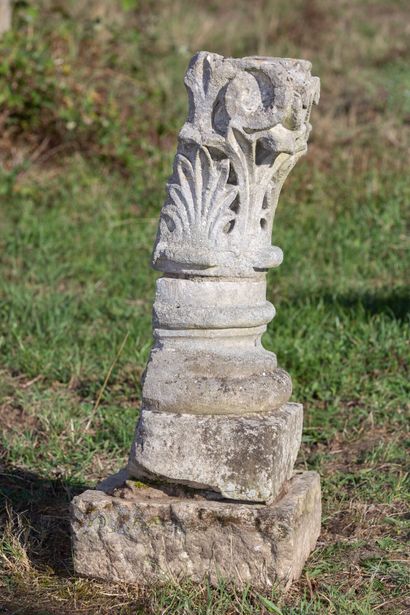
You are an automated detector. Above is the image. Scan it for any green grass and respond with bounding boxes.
[0,1,409,613]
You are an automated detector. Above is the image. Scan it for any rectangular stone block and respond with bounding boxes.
[128,403,303,503]
[71,471,321,589]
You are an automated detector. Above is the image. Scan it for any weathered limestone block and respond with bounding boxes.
[71,471,321,588]
[129,403,303,502]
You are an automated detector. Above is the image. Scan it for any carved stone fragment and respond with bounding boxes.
[153,53,320,276]
[129,53,320,501]
[71,52,321,587]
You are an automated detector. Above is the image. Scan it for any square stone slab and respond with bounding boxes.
[128,403,303,502]
[71,471,321,588]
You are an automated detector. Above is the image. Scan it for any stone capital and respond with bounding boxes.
[153,52,319,277]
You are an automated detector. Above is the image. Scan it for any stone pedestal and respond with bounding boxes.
[71,471,321,588]
[129,403,303,502]
[71,52,321,588]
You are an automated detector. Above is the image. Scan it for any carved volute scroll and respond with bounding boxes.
[153,52,320,276]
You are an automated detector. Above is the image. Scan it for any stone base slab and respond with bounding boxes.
[128,403,303,502]
[71,471,321,588]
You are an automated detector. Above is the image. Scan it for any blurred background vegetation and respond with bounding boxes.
[0,1,409,613]
[1,0,409,177]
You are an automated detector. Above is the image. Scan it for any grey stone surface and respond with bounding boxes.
[71,471,321,588]
[143,275,291,419]
[128,403,303,502]
[141,341,291,417]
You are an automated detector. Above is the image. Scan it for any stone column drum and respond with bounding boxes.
[71,52,321,588]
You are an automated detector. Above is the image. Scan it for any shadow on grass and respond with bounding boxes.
[326,288,410,320]
[0,459,86,577]
[0,600,69,615]
[280,287,410,321]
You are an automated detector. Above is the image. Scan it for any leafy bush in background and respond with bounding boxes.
[1,0,408,184]
[0,2,150,175]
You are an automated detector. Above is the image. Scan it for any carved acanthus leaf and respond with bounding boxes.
[154,146,239,267]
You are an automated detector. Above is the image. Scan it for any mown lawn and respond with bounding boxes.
[0,1,409,613]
